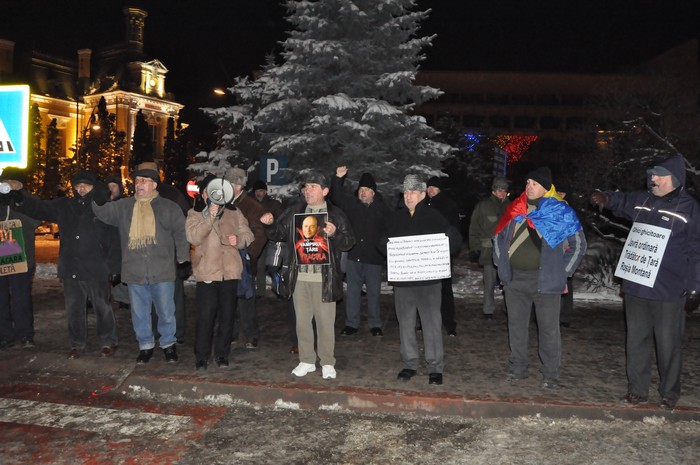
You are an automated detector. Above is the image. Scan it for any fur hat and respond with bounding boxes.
[132,162,160,183]
[427,176,444,190]
[492,176,510,191]
[71,169,97,186]
[402,174,426,193]
[302,171,329,189]
[224,167,247,187]
[252,179,268,191]
[526,166,552,190]
[358,172,376,191]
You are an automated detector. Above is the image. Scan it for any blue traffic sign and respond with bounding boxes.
[0,85,29,170]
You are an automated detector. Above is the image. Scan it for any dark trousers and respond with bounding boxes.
[560,276,574,324]
[625,294,685,402]
[440,277,456,333]
[232,294,259,341]
[0,270,34,342]
[504,270,561,380]
[64,278,118,350]
[194,280,238,362]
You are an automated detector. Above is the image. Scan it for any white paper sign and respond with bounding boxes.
[614,222,671,288]
[387,233,451,282]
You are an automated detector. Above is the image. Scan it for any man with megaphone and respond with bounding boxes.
[186,174,254,370]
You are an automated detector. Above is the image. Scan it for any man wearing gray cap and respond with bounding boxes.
[469,176,510,319]
[385,174,462,386]
[591,154,700,410]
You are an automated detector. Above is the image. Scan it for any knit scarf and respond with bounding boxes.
[128,191,159,250]
[494,186,581,248]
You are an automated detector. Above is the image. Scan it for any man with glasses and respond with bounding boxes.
[92,163,189,365]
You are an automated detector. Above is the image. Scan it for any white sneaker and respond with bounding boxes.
[322,365,336,379]
[292,362,316,377]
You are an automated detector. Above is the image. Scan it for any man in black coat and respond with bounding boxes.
[17,169,118,359]
[330,166,390,337]
[425,176,463,336]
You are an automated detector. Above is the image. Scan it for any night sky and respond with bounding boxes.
[2,0,698,120]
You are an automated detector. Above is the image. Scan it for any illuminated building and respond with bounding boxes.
[0,6,183,178]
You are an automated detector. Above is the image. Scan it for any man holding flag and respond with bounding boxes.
[493,166,586,389]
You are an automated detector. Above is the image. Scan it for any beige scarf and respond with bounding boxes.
[128,191,159,249]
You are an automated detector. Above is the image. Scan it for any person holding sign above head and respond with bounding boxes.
[260,171,355,380]
[385,174,461,386]
[590,154,700,410]
[494,167,586,390]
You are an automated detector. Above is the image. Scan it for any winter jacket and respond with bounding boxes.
[493,203,586,295]
[469,194,510,266]
[230,192,266,260]
[385,199,462,287]
[329,174,390,265]
[19,189,116,280]
[265,201,355,302]
[602,154,700,302]
[186,206,254,282]
[91,195,189,284]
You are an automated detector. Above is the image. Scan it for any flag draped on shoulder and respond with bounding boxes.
[493,185,581,248]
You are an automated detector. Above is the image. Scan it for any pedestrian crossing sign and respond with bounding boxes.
[0,85,29,171]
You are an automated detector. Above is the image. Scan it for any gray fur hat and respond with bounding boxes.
[224,167,247,187]
[402,174,426,192]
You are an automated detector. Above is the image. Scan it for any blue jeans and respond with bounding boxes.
[345,261,383,329]
[129,281,176,350]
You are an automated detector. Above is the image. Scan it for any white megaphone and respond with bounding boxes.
[205,178,234,205]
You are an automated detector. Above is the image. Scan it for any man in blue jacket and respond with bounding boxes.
[591,154,700,409]
[494,167,586,389]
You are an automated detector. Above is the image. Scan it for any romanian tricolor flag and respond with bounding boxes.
[494,185,581,248]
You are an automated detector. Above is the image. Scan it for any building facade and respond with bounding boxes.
[0,7,183,181]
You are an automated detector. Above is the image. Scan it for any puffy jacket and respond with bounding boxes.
[186,206,254,282]
[493,218,586,294]
[265,201,355,302]
[603,154,700,301]
[329,175,389,265]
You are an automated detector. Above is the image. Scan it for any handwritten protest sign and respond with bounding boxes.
[387,233,451,282]
[0,219,28,276]
[614,222,671,288]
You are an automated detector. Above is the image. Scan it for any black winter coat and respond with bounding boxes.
[265,201,355,302]
[19,190,117,280]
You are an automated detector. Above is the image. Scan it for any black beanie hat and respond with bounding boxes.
[358,172,376,191]
[427,176,444,190]
[252,179,268,191]
[71,169,97,186]
[526,166,552,190]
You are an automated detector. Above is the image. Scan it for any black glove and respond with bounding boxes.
[176,261,192,280]
[685,291,700,314]
[193,194,206,212]
[9,189,22,203]
[468,250,480,263]
[590,192,608,209]
[109,274,122,286]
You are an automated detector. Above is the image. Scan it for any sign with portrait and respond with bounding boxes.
[294,212,330,265]
[614,222,671,288]
[0,219,28,276]
[387,233,451,282]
